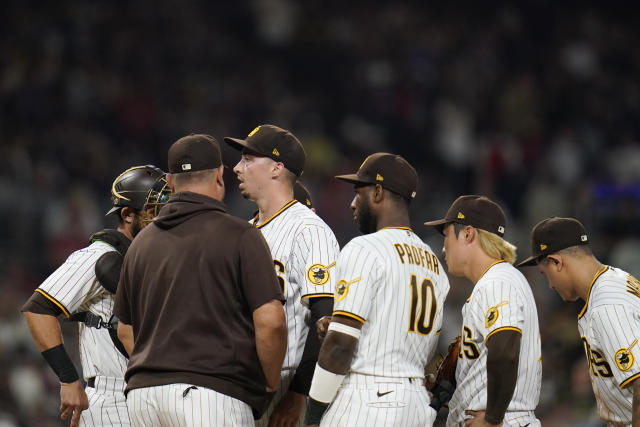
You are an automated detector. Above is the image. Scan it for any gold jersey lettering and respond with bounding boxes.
[394,243,406,264]
[403,244,415,264]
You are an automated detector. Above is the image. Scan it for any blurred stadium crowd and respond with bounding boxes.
[1,1,639,425]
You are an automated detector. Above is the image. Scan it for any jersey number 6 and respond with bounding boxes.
[274,260,285,293]
[408,275,437,335]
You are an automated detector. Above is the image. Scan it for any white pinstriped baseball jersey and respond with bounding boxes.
[332,227,450,378]
[37,240,128,379]
[251,200,340,370]
[37,240,129,426]
[447,261,541,426]
[577,266,640,426]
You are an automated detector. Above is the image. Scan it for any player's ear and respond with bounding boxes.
[463,225,476,243]
[120,207,136,225]
[371,184,384,203]
[271,161,285,178]
[547,254,562,270]
[166,174,176,192]
[216,165,224,183]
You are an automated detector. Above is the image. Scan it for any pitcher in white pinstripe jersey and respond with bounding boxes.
[518,217,640,426]
[425,195,541,427]
[304,153,450,427]
[226,125,340,426]
[21,165,170,427]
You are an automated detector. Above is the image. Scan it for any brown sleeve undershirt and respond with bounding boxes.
[485,329,521,425]
[21,292,63,317]
[289,297,333,394]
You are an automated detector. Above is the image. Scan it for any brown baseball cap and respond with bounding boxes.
[294,181,313,208]
[424,195,506,237]
[224,124,306,177]
[335,152,418,200]
[516,217,590,267]
[168,134,222,173]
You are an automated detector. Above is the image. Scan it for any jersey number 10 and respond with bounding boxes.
[408,275,437,335]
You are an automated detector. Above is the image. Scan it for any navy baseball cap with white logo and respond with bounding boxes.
[517,217,590,267]
[335,152,418,200]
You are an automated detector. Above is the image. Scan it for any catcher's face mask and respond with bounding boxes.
[141,175,171,226]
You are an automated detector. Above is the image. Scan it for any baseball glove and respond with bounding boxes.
[429,335,460,411]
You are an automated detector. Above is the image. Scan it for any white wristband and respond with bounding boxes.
[308,364,345,404]
[327,322,362,340]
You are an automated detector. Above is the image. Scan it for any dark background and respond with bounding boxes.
[2,1,639,425]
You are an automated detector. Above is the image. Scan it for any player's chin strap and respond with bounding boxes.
[67,312,129,359]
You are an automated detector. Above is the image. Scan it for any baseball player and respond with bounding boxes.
[225,125,340,426]
[115,135,287,426]
[518,217,640,426]
[21,165,170,427]
[425,195,542,427]
[304,153,450,427]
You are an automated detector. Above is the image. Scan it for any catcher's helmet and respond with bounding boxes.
[106,165,171,216]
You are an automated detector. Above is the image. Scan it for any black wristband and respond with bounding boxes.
[41,344,79,383]
[484,412,504,425]
[304,398,329,425]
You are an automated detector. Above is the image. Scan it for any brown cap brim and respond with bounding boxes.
[335,173,374,186]
[224,137,250,152]
[423,218,450,235]
[516,256,538,268]
[224,137,284,162]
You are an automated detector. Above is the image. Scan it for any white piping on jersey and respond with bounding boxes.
[253,200,297,229]
[465,260,506,302]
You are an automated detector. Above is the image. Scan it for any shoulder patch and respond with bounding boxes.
[615,338,637,372]
[335,277,361,302]
[626,274,640,299]
[485,301,509,328]
[307,261,336,286]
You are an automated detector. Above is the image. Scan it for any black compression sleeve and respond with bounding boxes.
[289,297,333,395]
[304,398,329,425]
[41,344,79,383]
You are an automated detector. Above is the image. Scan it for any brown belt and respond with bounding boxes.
[87,377,95,388]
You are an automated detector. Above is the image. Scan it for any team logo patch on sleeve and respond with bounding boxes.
[627,274,640,299]
[335,277,361,301]
[307,261,336,286]
[485,301,509,328]
[615,338,638,372]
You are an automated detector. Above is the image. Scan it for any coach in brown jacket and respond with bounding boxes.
[114,134,287,426]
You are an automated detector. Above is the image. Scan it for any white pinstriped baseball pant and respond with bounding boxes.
[80,376,130,427]
[320,373,437,427]
[126,383,254,427]
[447,411,540,427]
